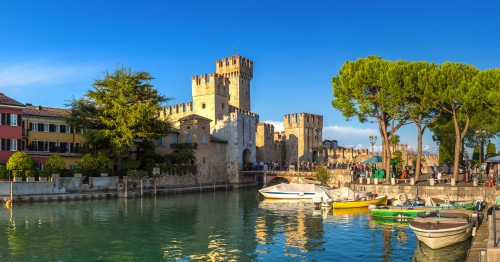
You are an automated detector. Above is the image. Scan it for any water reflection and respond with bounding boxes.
[0,190,469,261]
[411,238,472,262]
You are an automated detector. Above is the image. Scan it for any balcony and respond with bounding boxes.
[170,143,197,150]
[25,144,85,154]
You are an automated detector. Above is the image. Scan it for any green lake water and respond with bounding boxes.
[0,189,470,261]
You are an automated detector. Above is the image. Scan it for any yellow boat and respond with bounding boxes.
[332,195,388,209]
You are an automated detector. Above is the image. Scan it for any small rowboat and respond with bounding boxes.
[409,211,476,249]
[332,195,388,209]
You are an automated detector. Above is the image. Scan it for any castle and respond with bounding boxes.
[153,54,438,186]
[154,55,328,185]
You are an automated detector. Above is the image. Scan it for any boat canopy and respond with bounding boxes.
[327,187,371,201]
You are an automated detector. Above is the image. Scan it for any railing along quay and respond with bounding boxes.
[493,204,500,247]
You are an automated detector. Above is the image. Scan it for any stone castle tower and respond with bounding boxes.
[161,55,254,126]
[283,113,323,164]
[215,56,253,111]
[191,73,230,123]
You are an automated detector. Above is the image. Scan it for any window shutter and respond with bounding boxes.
[0,113,4,125]
[17,139,21,151]
[17,114,21,125]
[6,114,10,125]
[6,139,10,150]
[70,127,73,133]
[40,124,44,132]
[30,123,33,130]
[61,125,66,133]
[0,139,4,150]
[49,124,55,132]
[70,143,73,153]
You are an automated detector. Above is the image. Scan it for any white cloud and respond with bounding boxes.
[0,60,99,89]
[262,120,284,132]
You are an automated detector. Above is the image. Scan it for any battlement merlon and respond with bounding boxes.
[284,112,323,128]
[192,73,230,96]
[229,105,259,121]
[162,102,194,117]
[215,55,253,79]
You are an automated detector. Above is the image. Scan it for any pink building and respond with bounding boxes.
[0,93,25,165]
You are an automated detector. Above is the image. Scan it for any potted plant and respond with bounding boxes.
[12,170,24,181]
[6,152,35,182]
[25,170,37,181]
[38,170,51,181]
[74,167,83,178]
[97,155,110,177]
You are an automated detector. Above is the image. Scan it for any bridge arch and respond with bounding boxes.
[268,177,290,186]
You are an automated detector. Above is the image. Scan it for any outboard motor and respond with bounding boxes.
[475,200,484,212]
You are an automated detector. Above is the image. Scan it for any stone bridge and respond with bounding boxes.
[241,168,352,187]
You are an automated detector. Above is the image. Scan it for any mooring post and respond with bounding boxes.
[263,165,268,187]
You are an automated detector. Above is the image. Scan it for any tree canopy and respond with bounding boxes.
[66,66,173,170]
[45,154,66,173]
[332,57,500,181]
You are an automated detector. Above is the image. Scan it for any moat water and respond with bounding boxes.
[0,189,470,261]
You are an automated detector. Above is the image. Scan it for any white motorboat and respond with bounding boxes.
[409,211,477,249]
[258,183,330,201]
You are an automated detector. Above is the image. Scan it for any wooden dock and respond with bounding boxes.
[466,216,489,262]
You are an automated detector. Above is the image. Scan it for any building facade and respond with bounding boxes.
[0,93,24,165]
[22,105,85,169]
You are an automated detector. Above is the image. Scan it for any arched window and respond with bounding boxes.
[202,103,206,109]
[222,103,225,109]
[202,134,207,144]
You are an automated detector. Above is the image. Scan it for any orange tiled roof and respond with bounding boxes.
[23,105,70,118]
[0,93,24,107]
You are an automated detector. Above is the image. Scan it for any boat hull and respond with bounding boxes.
[258,183,327,200]
[409,215,475,249]
[259,191,319,199]
[332,196,388,209]
[371,209,425,219]
[411,226,472,249]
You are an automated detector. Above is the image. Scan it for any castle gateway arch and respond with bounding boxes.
[243,148,252,165]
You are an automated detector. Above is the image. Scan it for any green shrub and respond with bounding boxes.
[45,154,66,173]
[25,170,38,178]
[39,170,51,178]
[12,170,24,178]
[0,166,8,179]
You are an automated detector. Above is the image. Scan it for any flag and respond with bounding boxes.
[234,46,236,55]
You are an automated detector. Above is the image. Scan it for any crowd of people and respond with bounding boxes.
[242,160,373,172]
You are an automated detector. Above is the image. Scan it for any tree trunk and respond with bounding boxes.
[452,112,461,181]
[415,124,423,181]
[117,154,123,171]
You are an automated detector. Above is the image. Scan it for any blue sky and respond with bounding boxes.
[1,1,499,155]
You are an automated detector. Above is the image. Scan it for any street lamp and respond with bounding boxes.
[369,135,377,155]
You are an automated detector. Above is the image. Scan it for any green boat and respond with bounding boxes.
[370,208,427,219]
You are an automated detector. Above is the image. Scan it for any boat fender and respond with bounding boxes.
[397,193,407,203]
[299,192,305,196]
[472,227,477,237]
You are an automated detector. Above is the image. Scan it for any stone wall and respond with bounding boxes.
[0,181,66,195]
[349,184,494,203]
